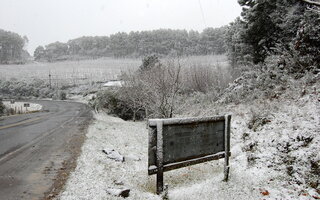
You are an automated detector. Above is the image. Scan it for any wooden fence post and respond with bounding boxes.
[156,120,164,194]
[224,115,231,181]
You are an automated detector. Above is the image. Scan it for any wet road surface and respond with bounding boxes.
[0,100,92,200]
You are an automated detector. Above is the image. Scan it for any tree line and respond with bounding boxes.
[34,27,227,61]
[0,29,29,64]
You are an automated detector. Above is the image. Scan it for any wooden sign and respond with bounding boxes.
[24,103,30,107]
[148,115,231,194]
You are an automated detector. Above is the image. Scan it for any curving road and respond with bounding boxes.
[0,100,92,200]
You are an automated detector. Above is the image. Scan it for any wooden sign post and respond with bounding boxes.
[24,103,30,112]
[148,115,231,194]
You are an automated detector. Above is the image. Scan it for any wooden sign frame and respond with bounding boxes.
[148,115,231,194]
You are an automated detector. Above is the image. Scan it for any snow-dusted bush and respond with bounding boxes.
[59,91,67,100]
[180,63,233,94]
[0,78,68,99]
[90,90,145,120]
[219,61,291,104]
[119,56,182,119]
[0,99,4,115]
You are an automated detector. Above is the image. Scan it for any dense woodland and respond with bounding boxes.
[34,27,227,61]
[0,29,29,64]
[227,0,320,73]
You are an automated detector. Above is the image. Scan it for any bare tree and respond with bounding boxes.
[119,56,182,119]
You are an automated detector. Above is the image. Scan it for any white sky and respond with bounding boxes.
[0,0,241,54]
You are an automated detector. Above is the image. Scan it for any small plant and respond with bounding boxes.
[248,107,272,131]
[59,91,67,100]
[242,141,258,152]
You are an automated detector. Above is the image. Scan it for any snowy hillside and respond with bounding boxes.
[57,69,319,199]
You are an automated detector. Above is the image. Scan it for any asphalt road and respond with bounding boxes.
[0,100,92,200]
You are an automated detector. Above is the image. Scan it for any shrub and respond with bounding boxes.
[120,57,182,118]
[90,90,144,120]
[0,99,5,115]
[59,91,67,100]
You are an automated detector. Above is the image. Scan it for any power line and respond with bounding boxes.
[198,0,207,28]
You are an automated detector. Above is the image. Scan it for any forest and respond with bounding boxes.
[34,27,227,61]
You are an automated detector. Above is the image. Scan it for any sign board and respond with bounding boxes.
[148,115,231,194]
[24,103,30,107]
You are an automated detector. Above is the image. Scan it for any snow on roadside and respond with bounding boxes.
[3,101,42,113]
[58,113,160,200]
[57,103,319,200]
[68,94,95,105]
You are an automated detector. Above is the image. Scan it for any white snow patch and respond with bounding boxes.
[103,80,123,87]
[3,101,42,113]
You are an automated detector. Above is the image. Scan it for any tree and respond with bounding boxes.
[226,17,252,66]
[45,42,69,62]
[120,56,182,119]
[34,46,45,61]
[0,29,26,64]
[228,0,319,72]
[238,0,282,63]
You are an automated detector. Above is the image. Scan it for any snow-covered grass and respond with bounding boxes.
[58,82,319,199]
[3,101,42,114]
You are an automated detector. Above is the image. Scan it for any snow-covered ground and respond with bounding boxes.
[58,72,319,199]
[68,94,95,105]
[3,101,42,114]
[57,91,319,199]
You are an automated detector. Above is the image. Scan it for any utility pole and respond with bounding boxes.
[49,70,52,89]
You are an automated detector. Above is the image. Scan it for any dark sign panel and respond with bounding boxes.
[24,103,30,107]
[148,115,231,194]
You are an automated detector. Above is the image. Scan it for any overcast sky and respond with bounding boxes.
[0,0,241,54]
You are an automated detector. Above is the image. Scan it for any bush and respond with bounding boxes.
[0,79,71,99]
[90,90,144,120]
[219,62,290,104]
[181,63,233,94]
[120,57,182,118]
[0,99,5,115]
[59,91,67,100]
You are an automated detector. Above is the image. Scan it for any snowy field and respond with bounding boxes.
[0,58,141,85]
[0,55,227,86]
[57,89,319,200]
[3,101,42,114]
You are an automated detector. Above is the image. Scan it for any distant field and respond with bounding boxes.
[0,58,141,85]
[0,55,228,86]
